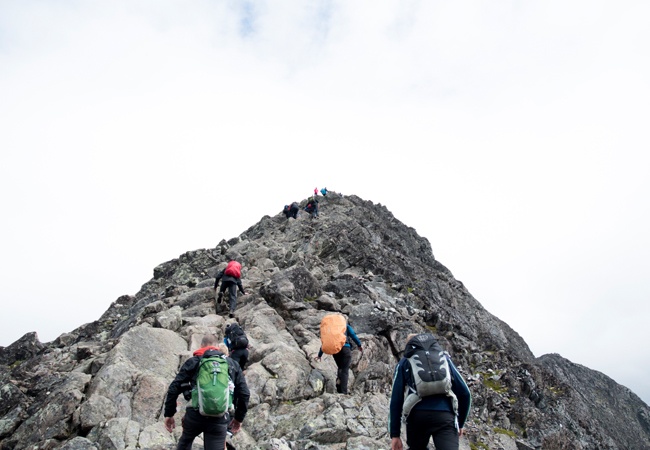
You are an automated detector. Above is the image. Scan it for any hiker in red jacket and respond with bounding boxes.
[214,260,246,318]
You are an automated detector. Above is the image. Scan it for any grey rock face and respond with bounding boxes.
[1,193,648,449]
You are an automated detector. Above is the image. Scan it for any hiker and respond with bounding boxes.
[214,260,246,318]
[314,187,318,196]
[304,196,319,218]
[163,334,250,450]
[388,333,471,450]
[320,187,328,196]
[283,202,299,219]
[314,316,363,395]
[224,322,250,371]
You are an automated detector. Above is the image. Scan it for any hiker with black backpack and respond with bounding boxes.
[224,322,249,371]
[283,202,299,219]
[214,259,246,318]
[304,196,319,219]
[314,313,363,395]
[388,333,471,450]
[163,333,250,450]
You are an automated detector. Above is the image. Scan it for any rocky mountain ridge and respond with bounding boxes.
[1,193,649,450]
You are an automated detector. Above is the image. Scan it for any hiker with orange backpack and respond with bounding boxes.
[214,260,246,318]
[314,313,363,395]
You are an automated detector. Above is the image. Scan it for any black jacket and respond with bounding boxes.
[164,347,250,423]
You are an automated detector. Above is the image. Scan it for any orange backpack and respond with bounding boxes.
[320,314,347,355]
[224,261,241,278]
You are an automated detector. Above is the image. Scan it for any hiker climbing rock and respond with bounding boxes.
[305,196,319,219]
[224,322,250,371]
[283,202,299,219]
[320,187,328,197]
[314,313,362,395]
[388,333,471,450]
[214,259,246,318]
[163,333,250,450]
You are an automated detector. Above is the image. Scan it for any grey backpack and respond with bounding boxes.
[401,334,457,420]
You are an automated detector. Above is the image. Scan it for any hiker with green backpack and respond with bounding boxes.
[388,333,471,450]
[163,334,250,450]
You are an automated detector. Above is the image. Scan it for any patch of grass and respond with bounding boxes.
[425,325,438,333]
[303,296,317,302]
[470,442,490,450]
[494,427,517,438]
[477,370,508,394]
[406,287,414,293]
[483,377,507,394]
[9,360,23,369]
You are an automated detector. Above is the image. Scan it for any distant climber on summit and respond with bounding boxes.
[214,259,246,318]
[320,187,328,197]
[283,202,299,219]
[314,187,318,196]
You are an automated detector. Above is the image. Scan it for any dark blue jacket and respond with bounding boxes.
[388,353,471,438]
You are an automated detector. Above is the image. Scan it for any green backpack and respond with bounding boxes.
[191,353,234,417]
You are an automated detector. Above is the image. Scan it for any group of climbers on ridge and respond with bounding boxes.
[284,187,332,220]
[162,189,472,450]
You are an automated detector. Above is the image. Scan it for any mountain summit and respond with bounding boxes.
[1,193,649,449]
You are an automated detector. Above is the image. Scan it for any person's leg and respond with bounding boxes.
[227,282,237,314]
[405,410,435,450]
[201,417,228,450]
[231,348,249,371]
[429,411,459,450]
[333,346,352,394]
[406,410,459,450]
[230,348,243,369]
[176,410,203,450]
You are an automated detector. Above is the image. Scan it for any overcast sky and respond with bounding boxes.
[1,1,648,405]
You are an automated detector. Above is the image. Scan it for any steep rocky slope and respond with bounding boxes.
[1,194,649,450]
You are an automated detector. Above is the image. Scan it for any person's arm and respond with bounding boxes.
[448,356,471,431]
[315,347,323,360]
[237,278,245,295]
[164,357,198,419]
[347,325,363,351]
[214,271,223,289]
[388,361,406,438]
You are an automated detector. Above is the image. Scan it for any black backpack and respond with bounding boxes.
[226,324,249,350]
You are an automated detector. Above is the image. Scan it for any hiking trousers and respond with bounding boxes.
[219,281,238,313]
[230,348,249,371]
[177,407,228,450]
[333,346,352,394]
[406,410,458,450]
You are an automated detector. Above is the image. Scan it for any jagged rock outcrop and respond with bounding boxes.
[1,194,649,450]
